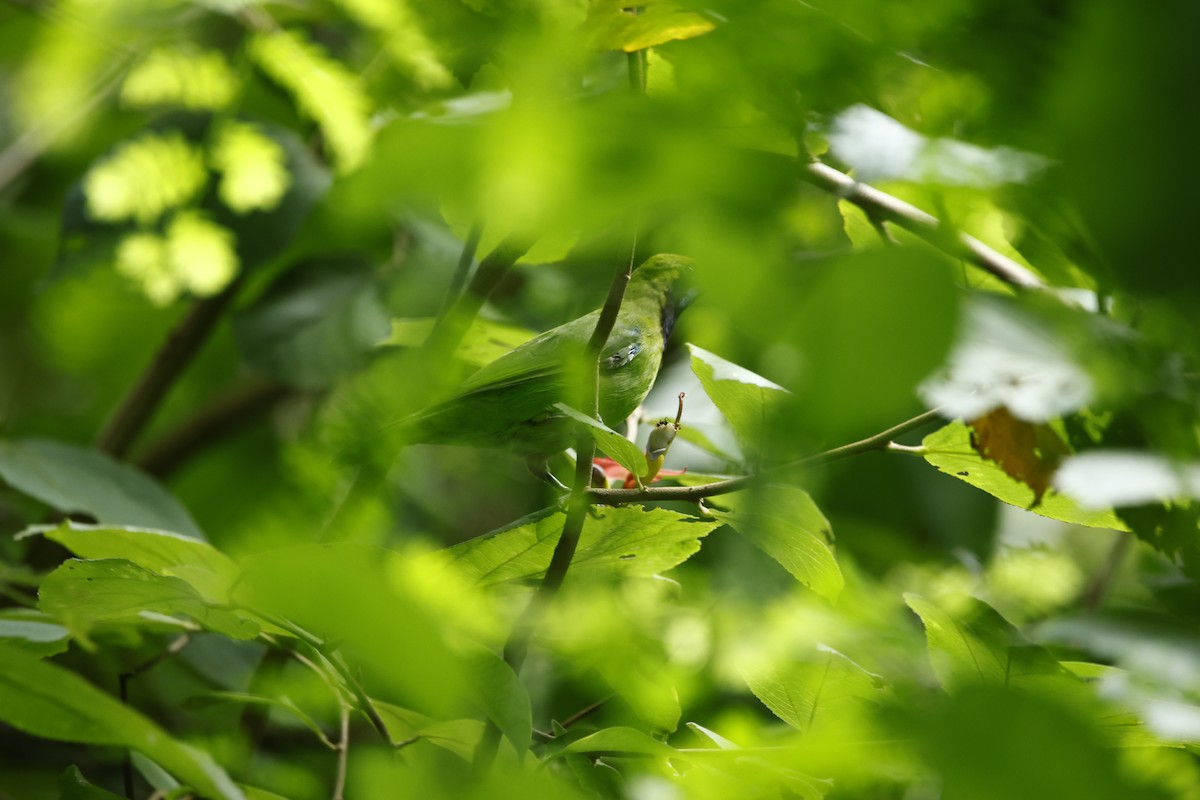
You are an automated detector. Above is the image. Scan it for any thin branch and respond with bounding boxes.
[95,278,244,459]
[120,634,192,799]
[1083,531,1132,610]
[332,704,350,800]
[440,219,485,317]
[801,161,1045,290]
[587,408,944,505]
[135,380,289,478]
[426,233,535,356]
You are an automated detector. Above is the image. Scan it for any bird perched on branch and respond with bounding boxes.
[396,253,693,482]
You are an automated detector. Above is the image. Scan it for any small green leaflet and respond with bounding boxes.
[711,486,843,601]
[442,506,719,587]
[553,403,647,477]
[0,645,245,799]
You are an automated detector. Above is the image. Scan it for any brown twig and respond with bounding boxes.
[801,161,1045,290]
[587,408,944,505]
[135,380,289,477]
[95,279,244,459]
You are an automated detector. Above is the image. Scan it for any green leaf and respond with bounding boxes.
[443,506,719,588]
[36,521,239,601]
[0,438,202,538]
[233,257,391,389]
[0,609,69,657]
[186,692,337,749]
[59,766,126,799]
[922,422,1127,529]
[712,486,843,601]
[562,726,675,757]
[467,646,532,757]
[553,403,647,477]
[687,345,788,460]
[0,645,245,799]
[744,645,884,734]
[39,559,258,643]
[585,0,716,52]
[904,593,1069,690]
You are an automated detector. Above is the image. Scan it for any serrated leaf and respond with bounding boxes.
[39,559,258,643]
[687,345,788,459]
[744,646,884,734]
[0,610,69,657]
[443,506,719,588]
[0,439,202,538]
[969,407,1070,507]
[922,422,1127,529]
[233,257,391,389]
[712,486,842,601]
[36,521,238,601]
[554,403,646,477]
[0,645,245,799]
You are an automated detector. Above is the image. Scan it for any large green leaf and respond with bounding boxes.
[39,559,258,642]
[442,506,719,588]
[0,439,202,538]
[922,422,1127,529]
[466,646,532,758]
[712,486,843,601]
[35,521,239,601]
[745,646,885,734]
[232,256,391,388]
[904,593,1071,690]
[687,345,789,461]
[0,645,245,799]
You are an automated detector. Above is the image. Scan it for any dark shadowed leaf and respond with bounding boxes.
[0,439,202,538]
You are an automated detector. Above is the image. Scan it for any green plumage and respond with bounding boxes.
[399,254,691,463]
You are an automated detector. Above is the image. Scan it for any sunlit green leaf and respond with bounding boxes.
[210,120,291,214]
[745,645,885,734]
[687,344,788,460]
[922,422,1127,529]
[553,403,646,477]
[443,505,718,588]
[83,132,207,225]
[712,486,843,601]
[39,559,258,642]
[120,46,238,111]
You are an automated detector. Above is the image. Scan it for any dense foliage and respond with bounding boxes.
[1,0,1198,798]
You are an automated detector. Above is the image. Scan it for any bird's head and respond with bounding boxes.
[630,253,695,342]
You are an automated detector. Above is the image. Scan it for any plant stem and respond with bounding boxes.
[440,219,485,318]
[135,380,289,478]
[95,279,244,459]
[587,408,944,505]
[801,161,1045,290]
[332,705,350,800]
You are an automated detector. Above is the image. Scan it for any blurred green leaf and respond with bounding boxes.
[584,0,716,52]
[39,559,258,642]
[386,316,535,367]
[745,645,884,734]
[0,609,70,657]
[59,766,126,799]
[562,726,674,757]
[0,645,245,800]
[466,646,532,757]
[443,505,718,588]
[233,257,391,388]
[0,439,202,538]
[712,486,843,601]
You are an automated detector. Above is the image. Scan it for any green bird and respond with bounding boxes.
[397,253,693,483]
